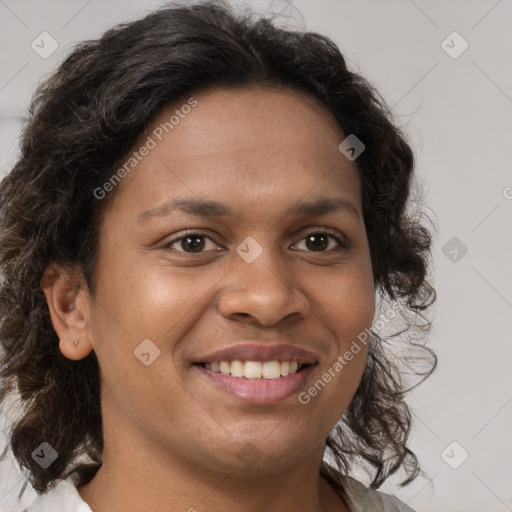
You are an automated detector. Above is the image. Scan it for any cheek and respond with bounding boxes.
[299,269,373,429]
[314,262,375,345]
[88,254,216,373]
[307,261,374,393]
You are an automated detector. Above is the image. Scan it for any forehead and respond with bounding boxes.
[158,85,346,162]
[105,85,361,221]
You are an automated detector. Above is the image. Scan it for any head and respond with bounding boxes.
[0,0,436,496]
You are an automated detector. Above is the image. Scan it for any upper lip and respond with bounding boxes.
[193,343,319,365]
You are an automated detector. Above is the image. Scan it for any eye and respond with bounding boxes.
[162,231,220,254]
[293,231,347,253]
[162,230,347,255]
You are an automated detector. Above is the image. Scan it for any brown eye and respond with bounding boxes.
[163,232,218,253]
[305,233,329,252]
[178,235,206,252]
[295,232,346,253]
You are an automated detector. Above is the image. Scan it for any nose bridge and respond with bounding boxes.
[216,236,309,325]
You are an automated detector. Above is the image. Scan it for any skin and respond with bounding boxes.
[43,86,375,512]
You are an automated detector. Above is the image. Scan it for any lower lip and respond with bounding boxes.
[195,364,316,404]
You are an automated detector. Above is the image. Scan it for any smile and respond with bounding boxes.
[201,360,305,380]
[195,361,317,404]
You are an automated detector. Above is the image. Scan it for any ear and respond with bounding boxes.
[41,263,94,361]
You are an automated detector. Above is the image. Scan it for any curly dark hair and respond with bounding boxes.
[0,0,437,498]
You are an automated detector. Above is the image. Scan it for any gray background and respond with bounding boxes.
[0,1,511,511]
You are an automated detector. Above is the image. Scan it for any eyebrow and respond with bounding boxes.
[137,196,360,223]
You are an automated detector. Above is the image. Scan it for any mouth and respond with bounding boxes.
[194,360,312,380]
[193,360,318,404]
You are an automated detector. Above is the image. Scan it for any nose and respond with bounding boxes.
[216,248,310,327]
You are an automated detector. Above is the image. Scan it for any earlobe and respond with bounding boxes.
[41,263,94,360]
[59,337,93,361]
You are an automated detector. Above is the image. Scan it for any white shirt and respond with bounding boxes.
[23,471,415,512]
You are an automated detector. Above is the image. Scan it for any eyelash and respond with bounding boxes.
[162,229,348,254]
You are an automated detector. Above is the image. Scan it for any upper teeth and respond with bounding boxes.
[204,360,302,380]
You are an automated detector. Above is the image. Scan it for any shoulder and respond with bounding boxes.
[22,478,92,512]
[340,474,416,512]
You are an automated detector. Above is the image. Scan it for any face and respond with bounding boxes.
[70,86,375,474]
